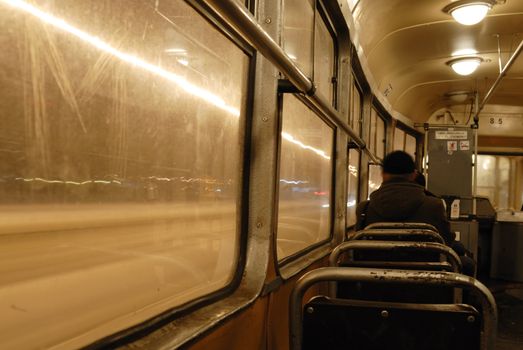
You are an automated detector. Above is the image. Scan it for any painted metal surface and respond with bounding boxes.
[289,267,498,350]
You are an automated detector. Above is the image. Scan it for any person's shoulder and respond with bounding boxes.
[356,200,370,213]
[422,195,445,210]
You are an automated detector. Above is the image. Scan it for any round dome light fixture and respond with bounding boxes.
[447,57,483,75]
[443,1,495,26]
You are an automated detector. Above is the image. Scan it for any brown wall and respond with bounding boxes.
[186,258,329,350]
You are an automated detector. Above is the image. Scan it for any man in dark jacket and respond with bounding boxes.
[356,151,475,275]
[356,151,454,244]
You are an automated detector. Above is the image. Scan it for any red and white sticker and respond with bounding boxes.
[447,141,458,151]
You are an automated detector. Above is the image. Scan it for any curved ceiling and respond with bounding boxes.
[352,0,523,122]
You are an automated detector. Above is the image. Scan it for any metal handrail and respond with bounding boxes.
[350,229,445,244]
[201,0,381,164]
[329,241,462,272]
[364,222,438,233]
[328,240,462,298]
[289,267,497,350]
[474,39,523,123]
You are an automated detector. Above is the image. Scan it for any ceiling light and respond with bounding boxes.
[443,1,494,26]
[447,57,483,75]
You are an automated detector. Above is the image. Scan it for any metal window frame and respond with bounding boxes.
[274,93,338,267]
[83,1,257,348]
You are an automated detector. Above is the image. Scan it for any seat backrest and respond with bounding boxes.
[350,229,445,244]
[364,222,439,232]
[289,267,498,350]
[302,296,480,350]
[329,241,461,303]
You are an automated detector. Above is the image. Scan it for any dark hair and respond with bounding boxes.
[382,151,415,175]
[414,171,426,187]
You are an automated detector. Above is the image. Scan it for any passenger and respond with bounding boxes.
[356,151,475,275]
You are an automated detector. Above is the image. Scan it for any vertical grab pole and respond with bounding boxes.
[423,124,429,186]
[473,93,479,216]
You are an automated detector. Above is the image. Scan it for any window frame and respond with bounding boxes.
[85,1,257,347]
[274,93,337,267]
[314,0,339,109]
[346,146,361,229]
[394,120,422,163]
[369,105,388,160]
[275,0,340,267]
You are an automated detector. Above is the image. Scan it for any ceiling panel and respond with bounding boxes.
[353,0,523,121]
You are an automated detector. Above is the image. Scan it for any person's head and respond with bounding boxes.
[381,151,416,182]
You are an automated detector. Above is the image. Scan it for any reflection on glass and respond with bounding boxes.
[477,155,523,210]
[405,134,417,158]
[0,0,248,348]
[368,163,383,198]
[283,0,314,76]
[376,116,386,159]
[351,82,362,135]
[314,10,335,103]
[369,108,377,154]
[277,95,333,260]
[347,149,360,226]
[394,128,405,151]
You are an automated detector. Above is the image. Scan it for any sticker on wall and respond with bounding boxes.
[459,140,470,151]
[447,141,458,152]
[435,130,468,140]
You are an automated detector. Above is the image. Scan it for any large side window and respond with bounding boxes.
[368,163,383,197]
[314,7,336,104]
[350,80,363,136]
[282,0,315,77]
[347,149,360,226]
[394,126,417,159]
[393,127,406,151]
[405,134,417,159]
[277,96,334,261]
[477,155,523,210]
[369,107,386,159]
[0,1,249,348]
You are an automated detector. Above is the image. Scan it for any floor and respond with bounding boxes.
[485,279,523,349]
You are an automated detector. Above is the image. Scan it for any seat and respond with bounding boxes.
[329,241,462,303]
[289,267,498,350]
[364,222,439,232]
[349,228,445,244]
[302,296,479,350]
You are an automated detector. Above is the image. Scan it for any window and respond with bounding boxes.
[314,7,336,103]
[393,128,405,151]
[277,95,334,261]
[350,80,363,136]
[405,134,417,158]
[0,1,249,348]
[368,163,383,197]
[394,127,417,159]
[477,155,523,210]
[369,108,386,159]
[347,149,360,226]
[282,0,315,77]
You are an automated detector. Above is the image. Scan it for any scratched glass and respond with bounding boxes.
[313,10,335,103]
[282,0,314,77]
[0,0,248,348]
[346,149,360,227]
[405,133,417,158]
[277,95,334,261]
[394,128,405,151]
